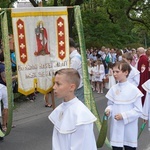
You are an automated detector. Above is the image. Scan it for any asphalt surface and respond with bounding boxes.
[0,89,150,150]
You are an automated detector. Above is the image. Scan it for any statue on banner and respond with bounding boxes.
[34,21,50,56]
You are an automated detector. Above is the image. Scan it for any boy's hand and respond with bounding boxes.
[114,114,123,120]
[105,109,110,116]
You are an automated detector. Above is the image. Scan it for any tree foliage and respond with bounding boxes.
[0,0,13,39]
[80,0,150,48]
[0,0,150,48]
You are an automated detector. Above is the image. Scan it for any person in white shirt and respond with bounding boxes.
[105,61,143,150]
[48,68,97,150]
[0,83,8,141]
[95,59,105,93]
[110,48,117,64]
[105,62,116,90]
[69,38,84,103]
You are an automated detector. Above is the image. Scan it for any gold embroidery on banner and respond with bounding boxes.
[11,11,68,18]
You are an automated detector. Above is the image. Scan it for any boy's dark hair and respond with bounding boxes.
[69,38,76,48]
[113,61,131,77]
[55,68,80,90]
[0,52,4,62]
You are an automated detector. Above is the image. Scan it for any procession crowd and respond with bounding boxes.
[86,46,149,98]
[84,46,150,149]
[49,41,150,150]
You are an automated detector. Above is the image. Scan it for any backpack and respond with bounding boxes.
[105,55,110,63]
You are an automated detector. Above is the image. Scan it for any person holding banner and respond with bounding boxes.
[0,83,8,140]
[0,52,8,133]
[69,38,84,103]
[105,61,143,150]
[48,68,97,150]
[0,52,17,132]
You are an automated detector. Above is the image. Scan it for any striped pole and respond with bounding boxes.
[1,10,13,136]
[74,6,111,148]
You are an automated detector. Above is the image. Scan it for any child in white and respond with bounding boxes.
[141,79,150,131]
[105,61,143,150]
[48,68,97,150]
[95,59,105,93]
[106,62,116,89]
[123,53,140,87]
[91,61,97,91]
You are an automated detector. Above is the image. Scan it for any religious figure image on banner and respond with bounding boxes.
[34,21,50,56]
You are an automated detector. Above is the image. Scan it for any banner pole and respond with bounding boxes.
[1,11,13,136]
[74,5,111,149]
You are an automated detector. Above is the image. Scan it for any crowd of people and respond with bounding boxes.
[86,46,149,95]
[48,38,150,150]
[85,46,150,150]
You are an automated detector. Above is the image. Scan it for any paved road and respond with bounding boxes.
[0,89,150,150]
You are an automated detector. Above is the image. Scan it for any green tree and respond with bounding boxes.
[81,0,150,48]
[1,0,150,48]
[30,0,85,37]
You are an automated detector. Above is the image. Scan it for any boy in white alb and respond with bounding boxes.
[105,61,143,150]
[122,53,140,87]
[48,68,97,150]
[141,79,150,131]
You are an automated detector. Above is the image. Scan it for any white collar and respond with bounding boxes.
[106,81,143,104]
[48,97,96,134]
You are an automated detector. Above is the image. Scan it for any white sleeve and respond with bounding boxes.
[70,57,81,70]
[141,92,150,120]
[122,97,142,125]
[52,128,61,150]
[105,99,113,117]
[70,124,97,150]
[133,73,140,87]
